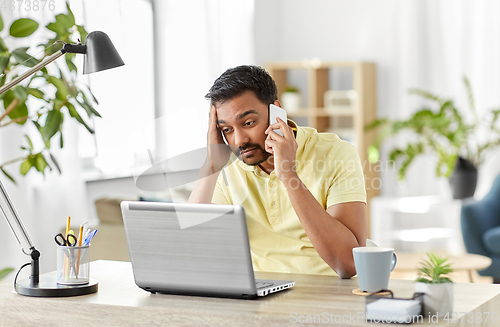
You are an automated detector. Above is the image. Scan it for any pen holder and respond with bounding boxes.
[56,245,90,285]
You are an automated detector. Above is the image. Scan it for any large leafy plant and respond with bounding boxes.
[0,267,13,281]
[0,3,99,183]
[415,253,454,284]
[365,76,500,180]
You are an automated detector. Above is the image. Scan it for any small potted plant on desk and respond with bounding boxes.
[414,253,454,317]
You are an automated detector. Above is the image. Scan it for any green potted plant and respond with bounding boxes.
[281,85,300,113]
[0,3,99,184]
[365,76,500,199]
[414,253,454,317]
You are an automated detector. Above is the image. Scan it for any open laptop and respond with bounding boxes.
[120,201,295,299]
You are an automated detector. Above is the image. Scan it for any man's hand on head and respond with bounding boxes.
[206,105,231,173]
[264,117,298,183]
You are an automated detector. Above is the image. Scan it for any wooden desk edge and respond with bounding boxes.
[1,260,499,327]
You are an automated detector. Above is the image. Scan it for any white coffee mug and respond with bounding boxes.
[353,247,397,293]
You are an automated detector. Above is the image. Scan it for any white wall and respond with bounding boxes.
[255,0,399,116]
[3,0,500,276]
[253,0,500,198]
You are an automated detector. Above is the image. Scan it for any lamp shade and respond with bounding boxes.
[83,31,124,74]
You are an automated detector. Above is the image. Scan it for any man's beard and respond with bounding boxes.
[235,143,271,166]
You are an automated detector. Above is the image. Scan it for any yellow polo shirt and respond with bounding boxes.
[212,120,366,276]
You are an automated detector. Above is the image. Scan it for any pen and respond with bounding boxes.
[83,228,92,242]
[82,222,89,241]
[82,229,97,246]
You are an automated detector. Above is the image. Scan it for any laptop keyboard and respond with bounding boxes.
[256,282,273,289]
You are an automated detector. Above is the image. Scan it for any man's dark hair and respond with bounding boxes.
[205,65,278,107]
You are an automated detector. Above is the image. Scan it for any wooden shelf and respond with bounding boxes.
[266,60,379,236]
[287,108,355,118]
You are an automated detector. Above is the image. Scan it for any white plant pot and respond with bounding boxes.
[415,282,453,317]
[281,92,301,113]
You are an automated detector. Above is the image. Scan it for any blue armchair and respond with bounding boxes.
[461,174,500,283]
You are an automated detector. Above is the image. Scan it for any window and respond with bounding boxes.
[75,0,155,175]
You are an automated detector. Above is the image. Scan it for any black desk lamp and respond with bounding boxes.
[0,31,124,296]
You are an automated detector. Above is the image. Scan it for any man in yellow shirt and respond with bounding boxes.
[188,65,367,278]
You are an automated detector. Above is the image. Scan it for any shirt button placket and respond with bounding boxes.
[268,176,280,224]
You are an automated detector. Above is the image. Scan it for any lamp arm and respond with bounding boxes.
[0,179,34,250]
[0,41,88,95]
[0,32,121,296]
[0,50,65,95]
[0,179,40,285]
[0,42,88,253]
[0,44,79,286]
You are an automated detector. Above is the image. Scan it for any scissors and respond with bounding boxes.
[54,233,77,246]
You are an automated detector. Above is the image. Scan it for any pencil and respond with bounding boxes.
[78,225,83,246]
[66,216,71,237]
[76,225,83,277]
[64,216,71,281]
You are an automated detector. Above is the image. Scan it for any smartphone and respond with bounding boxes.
[220,128,228,144]
[216,122,228,145]
[269,104,287,136]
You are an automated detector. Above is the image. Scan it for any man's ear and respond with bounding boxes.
[273,100,282,108]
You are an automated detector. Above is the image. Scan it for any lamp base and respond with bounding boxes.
[15,276,98,297]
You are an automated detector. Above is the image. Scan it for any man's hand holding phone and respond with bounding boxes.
[265,105,298,183]
[206,105,231,174]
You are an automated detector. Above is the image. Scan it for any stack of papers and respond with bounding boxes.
[366,298,422,324]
